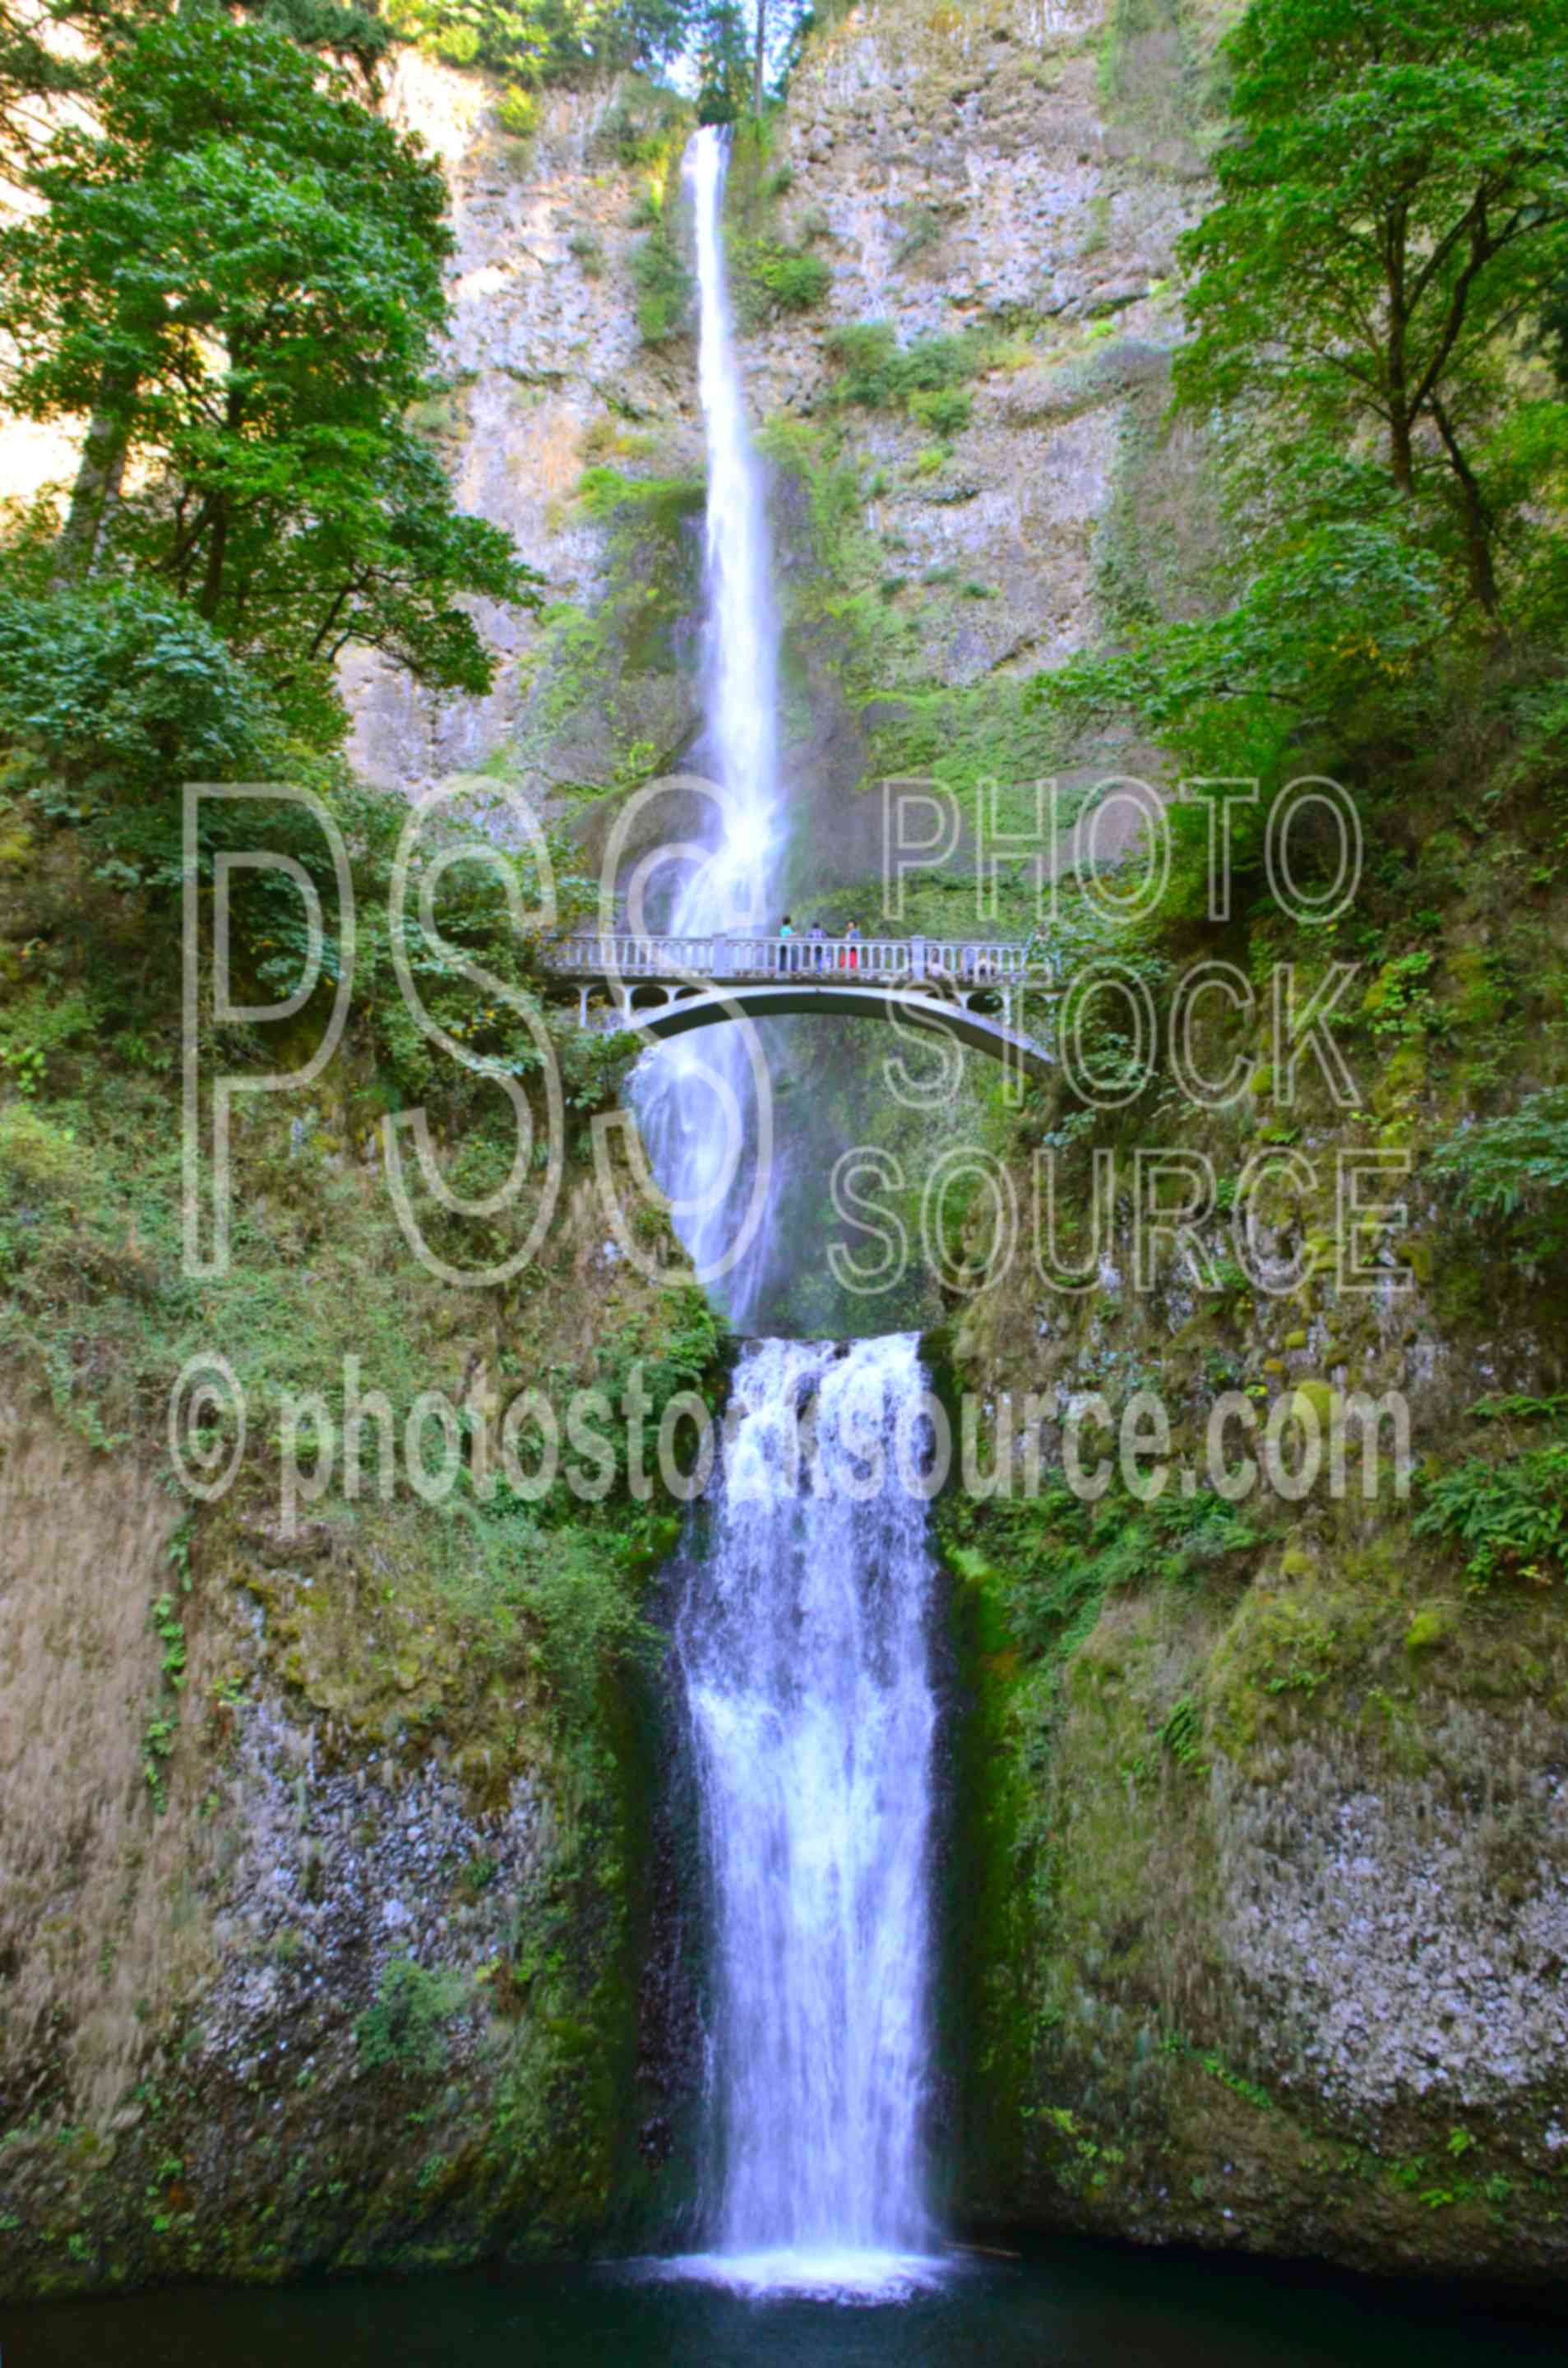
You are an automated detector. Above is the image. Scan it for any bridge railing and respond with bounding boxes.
[549,933,717,975]
[546,932,1051,984]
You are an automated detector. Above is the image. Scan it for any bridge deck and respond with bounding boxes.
[544,930,1046,985]
[541,932,1054,1075]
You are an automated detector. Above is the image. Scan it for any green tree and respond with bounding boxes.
[0,11,537,735]
[1175,0,1568,615]
[0,2,386,176]
[381,0,694,82]
[692,0,750,120]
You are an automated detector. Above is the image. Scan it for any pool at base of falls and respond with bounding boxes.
[7,2246,1566,2368]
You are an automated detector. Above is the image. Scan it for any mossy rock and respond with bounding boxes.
[1290,1378,1341,1431]
[1405,1599,1459,1655]
[1395,1232,1435,1286]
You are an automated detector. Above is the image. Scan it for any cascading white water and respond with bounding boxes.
[633,128,945,2300]
[632,126,784,1324]
[673,1336,941,2291]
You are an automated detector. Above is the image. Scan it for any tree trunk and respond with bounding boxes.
[197,497,229,622]
[51,364,136,587]
[1430,396,1499,617]
[753,0,766,116]
[1389,407,1414,497]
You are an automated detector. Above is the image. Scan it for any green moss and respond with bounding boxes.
[576,465,705,536]
[1405,1602,1459,1653]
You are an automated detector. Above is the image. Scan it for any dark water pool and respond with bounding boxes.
[2,2242,1564,2367]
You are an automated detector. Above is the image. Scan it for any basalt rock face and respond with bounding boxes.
[345,1,1214,841]
[937,1005,1568,2276]
[0,1143,703,2299]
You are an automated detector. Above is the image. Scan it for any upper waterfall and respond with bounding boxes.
[678,125,782,923]
[632,126,789,1325]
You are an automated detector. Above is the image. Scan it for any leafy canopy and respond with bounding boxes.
[381,0,696,82]
[0,10,538,737]
[1175,0,1568,612]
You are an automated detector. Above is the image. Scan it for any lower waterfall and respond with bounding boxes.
[669,1334,941,2292]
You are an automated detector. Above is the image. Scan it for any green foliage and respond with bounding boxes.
[0,12,539,738]
[1175,0,1568,617]
[732,238,831,323]
[631,221,693,343]
[692,0,752,120]
[0,1104,93,1209]
[594,78,690,165]
[746,240,830,311]
[943,1473,1259,1668]
[0,983,98,1097]
[141,1591,187,1815]
[141,1715,178,1815]
[497,82,539,136]
[1413,1443,1568,1591]
[243,0,391,70]
[1430,1089,1568,1262]
[1029,519,1445,913]
[576,465,704,530]
[826,321,997,414]
[0,583,269,882]
[382,0,695,84]
[354,1956,470,2077]
[909,385,971,437]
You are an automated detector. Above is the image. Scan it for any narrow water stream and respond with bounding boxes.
[631,124,785,1326]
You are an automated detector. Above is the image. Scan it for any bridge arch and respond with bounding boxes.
[610,979,1053,1077]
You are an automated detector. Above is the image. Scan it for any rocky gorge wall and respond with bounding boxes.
[934,937,1568,2273]
[346,0,1216,848]
[0,1072,715,2296]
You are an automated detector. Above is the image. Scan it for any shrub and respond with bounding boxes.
[826,322,994,414]
[1430,1089,1568,1263]
[354,1957,470,2078]
[631,227,692,343]
[909,385,972,437]
[497,84,537,139]
[0,1104,93,1204]
[825,319,898,400]
[738,242,831,317]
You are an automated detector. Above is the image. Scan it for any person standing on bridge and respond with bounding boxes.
[778,914,794,973]
[810,921,826,970]
[844,920,861,971]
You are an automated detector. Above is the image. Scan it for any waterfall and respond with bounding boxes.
[633,130,945,2298]
[632,126,784,1325]
[673,1336,941,2292]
